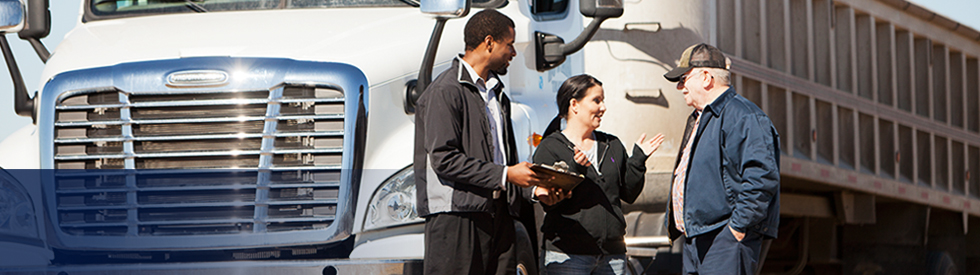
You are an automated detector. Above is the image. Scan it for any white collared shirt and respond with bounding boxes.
[458,57,508,190]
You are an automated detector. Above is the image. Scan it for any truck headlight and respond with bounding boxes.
[0,170,39,240]
[363,166,422,231]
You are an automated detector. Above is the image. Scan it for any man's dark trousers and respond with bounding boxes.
[682,226,763,275]
[423,197,516,275]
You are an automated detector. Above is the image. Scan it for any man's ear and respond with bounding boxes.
[484,35,494,51]
[702,71,713,90]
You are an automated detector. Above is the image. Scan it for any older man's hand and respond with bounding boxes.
[729,226,745,242]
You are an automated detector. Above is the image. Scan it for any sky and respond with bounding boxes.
[0,1,976,141]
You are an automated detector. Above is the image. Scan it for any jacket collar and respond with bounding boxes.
[702,87,735,118]
[550,130,610,168]
[551,130,610,147]
[454,56,505,95]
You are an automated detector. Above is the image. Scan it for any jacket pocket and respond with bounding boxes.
[720,157,735,204]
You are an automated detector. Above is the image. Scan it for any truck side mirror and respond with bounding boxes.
[579,0,622,18]
[535,0,622,71]
[0,0,36,121]
[0,0,25,33]
[18,0,48,62]
[18,0,45,39]
[406,0,470,114]
[421,0,470,18]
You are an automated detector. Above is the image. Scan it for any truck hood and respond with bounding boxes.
[41,8,467,89]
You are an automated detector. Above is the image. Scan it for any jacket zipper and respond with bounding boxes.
[596,142,608,176]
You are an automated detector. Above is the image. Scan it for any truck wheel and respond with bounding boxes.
[514,221,538,275]
[624,256,644,275]
[516,263,529,275]
[926,251,957,275]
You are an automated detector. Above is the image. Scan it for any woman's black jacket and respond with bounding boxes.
[528,131,648,255]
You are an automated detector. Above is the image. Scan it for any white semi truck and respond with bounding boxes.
[0,0,631,273]
[6,0,977,274]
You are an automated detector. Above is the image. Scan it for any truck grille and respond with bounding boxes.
[52,86,345,236]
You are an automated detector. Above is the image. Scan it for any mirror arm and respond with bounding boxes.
[406,17,449,114]
[24,37,48,63]
[0,34,35,122]
[537,16,611,71]
[417,17,447,97]
[24,37,51,63]
[558,16,608,56]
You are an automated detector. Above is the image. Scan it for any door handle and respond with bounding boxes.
[625,88,669,107]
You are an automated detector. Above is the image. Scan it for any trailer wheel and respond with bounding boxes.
[926,251,957,275]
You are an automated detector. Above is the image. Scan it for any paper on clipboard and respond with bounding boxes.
[531,163,585,190]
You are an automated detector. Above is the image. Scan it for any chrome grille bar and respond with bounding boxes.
[53,85,345,237]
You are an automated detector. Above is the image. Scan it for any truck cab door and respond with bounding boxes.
[504,0,584,162]
[511,0,584,99]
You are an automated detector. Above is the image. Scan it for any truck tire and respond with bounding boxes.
[514,221,538,275]
[926,251,957,275]
[624,256,644,275]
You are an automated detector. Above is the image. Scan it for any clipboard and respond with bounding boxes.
[531,163,585,190]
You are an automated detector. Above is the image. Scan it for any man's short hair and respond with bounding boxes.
[704,68,730,85]
[464,9,515,51]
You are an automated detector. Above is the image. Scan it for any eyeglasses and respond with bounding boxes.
[680,70,697,83]
[680,69,712,83]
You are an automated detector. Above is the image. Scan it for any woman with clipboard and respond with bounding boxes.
[530,74,664,275]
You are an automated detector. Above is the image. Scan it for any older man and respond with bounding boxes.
[663,43,781,275]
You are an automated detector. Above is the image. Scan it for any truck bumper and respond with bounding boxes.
[350,233,424,259]
[0,258,423,275]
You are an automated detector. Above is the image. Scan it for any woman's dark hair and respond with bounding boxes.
[543,74,602,138]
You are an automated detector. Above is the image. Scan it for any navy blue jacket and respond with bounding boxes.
[665,88,781,240]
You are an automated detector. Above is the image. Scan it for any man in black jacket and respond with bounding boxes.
[414,9,548,275]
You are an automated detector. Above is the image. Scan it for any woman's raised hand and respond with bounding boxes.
[637,133,665,156]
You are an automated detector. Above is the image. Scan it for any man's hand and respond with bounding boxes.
[729,226,745,242]
[637,133,666,157]
[507,162,551,188]
[534,187,572,206]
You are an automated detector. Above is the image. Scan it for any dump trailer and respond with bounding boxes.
[597,0,980,274]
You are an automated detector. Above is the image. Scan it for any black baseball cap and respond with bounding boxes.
[664,43,730,82]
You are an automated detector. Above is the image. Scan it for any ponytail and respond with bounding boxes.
[543,115,563,139]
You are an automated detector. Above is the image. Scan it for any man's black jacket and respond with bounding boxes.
[414,58,525,217]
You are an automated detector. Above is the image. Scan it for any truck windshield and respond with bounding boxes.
[86,0,419,20]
